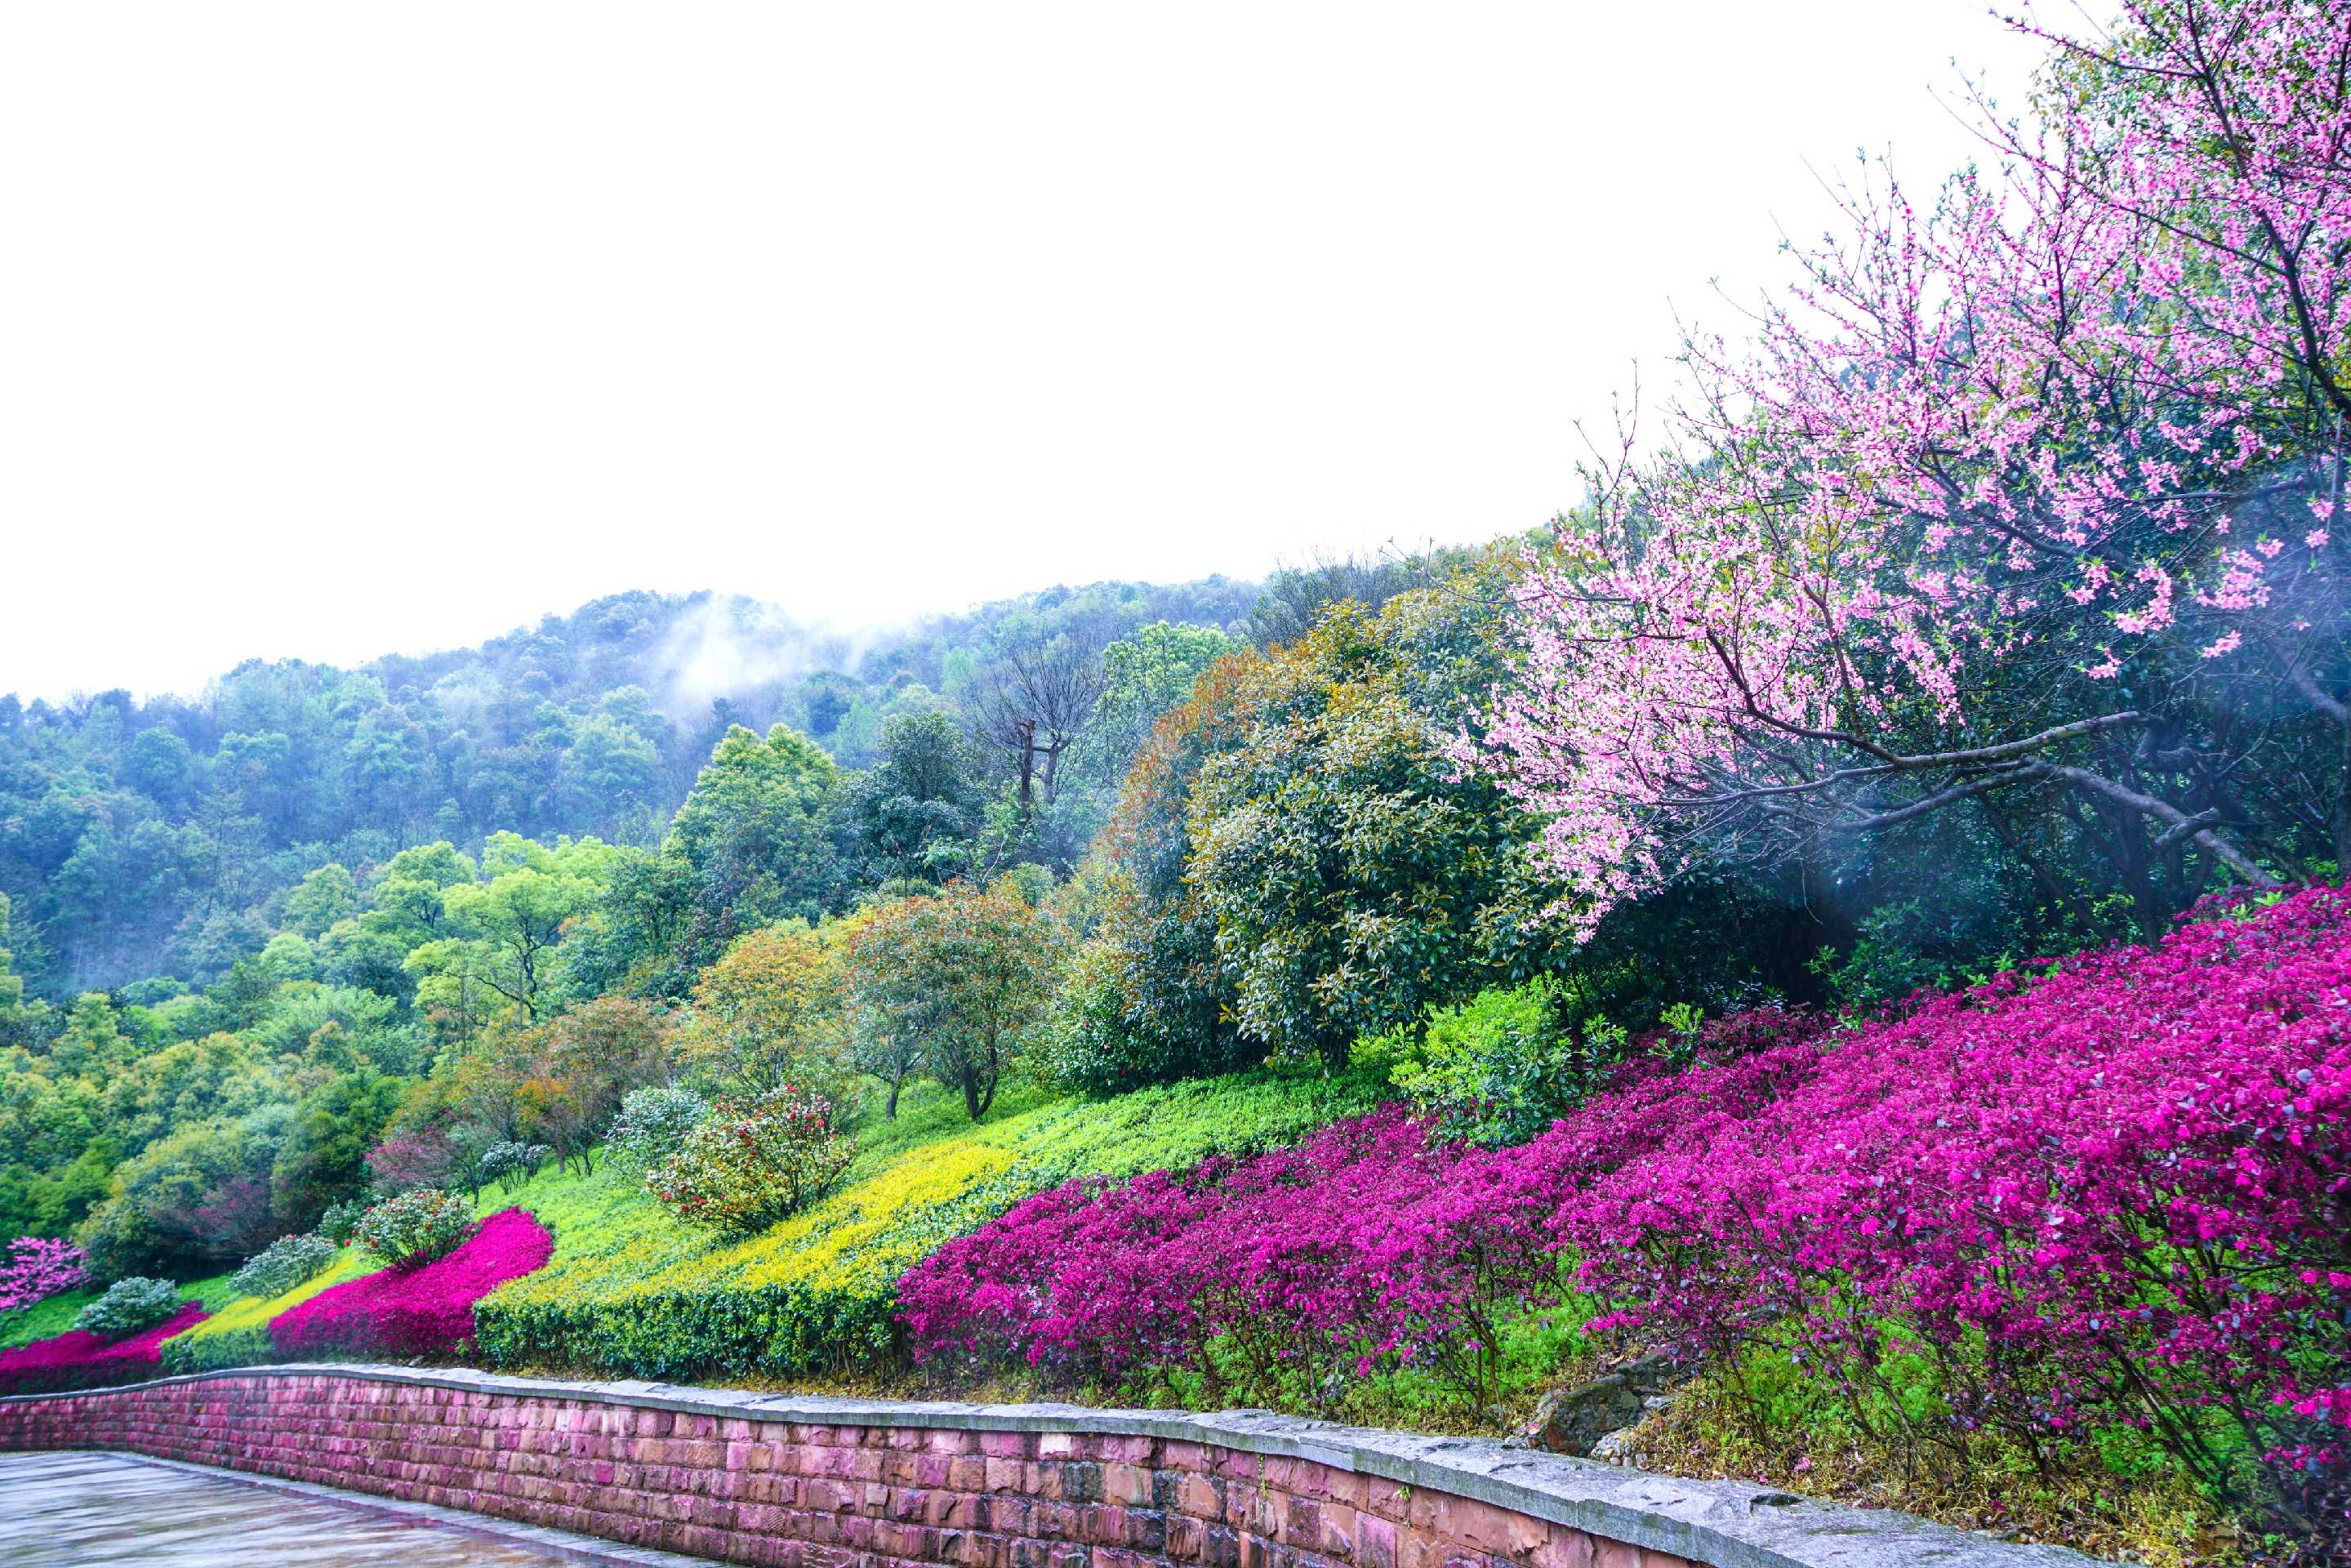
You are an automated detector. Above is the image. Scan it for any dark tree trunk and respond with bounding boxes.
[1013,719,1037,813]
[961,1062,998,1120]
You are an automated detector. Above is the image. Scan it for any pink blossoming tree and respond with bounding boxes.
[1473,2,2351,941]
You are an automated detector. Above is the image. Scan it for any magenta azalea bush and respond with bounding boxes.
[0,1237,88,1313]
[271,1207,551,1361]
[904,887,2351,1494]
[0,1300,207,1396]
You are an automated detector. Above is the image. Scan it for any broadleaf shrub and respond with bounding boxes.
[0,1238,88,1313]
[646,1087,851,1232]
[1376,978,1606,1147]
[269,1207,551,1361]
[353,1188,474,1271]
[72,1277,186,1339]
[229,1234,336,1301]
[605,1084,709,1175]
[318,1197,371,1245]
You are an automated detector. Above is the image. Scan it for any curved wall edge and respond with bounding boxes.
[0,1364,2091,1568]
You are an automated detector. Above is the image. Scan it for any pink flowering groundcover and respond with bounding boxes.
[269,1206,552,1361]
[905,885,2351,1481]
[0,1301,209,1396]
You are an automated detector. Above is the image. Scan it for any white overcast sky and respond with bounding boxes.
[0,2,2048,702]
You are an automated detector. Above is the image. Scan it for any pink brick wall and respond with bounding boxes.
[0,1375,1692,1568]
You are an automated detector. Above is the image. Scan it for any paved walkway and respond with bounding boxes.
[0,1451,611,1566]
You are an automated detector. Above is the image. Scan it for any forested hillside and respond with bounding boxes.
[0,576,1262,997]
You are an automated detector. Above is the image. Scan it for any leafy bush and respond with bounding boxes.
[269,1208,550,1361]
[318,1197,370,1245]
[0,1300,209,1395]
[646,1088,850,1231]
[229,1233,336,1300]
[476,1141,551,1194]
[1375,978,1601,1147]
[604,1085,709,1174]
[0,1237,87,1313]
[71,1276,186,1339]
[353,1188,474,1271]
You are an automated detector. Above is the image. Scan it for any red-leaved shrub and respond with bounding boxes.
[269,1207,551,1361]
[0,1301,208,1396]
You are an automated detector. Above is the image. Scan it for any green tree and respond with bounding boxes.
[282,862,358,938]
[670,724,846,920]
[530,994,673,1174]
[563,849,705,1000]
[269,1067,403,1231]
[1185,590,1555,1067]
[362,842,478,947]
[560,714,661,829]
[840,878,1065,1120]
[678,922,851,1107]
[848,712,982,884]
[407,834,615,1027]
[1088,621,1243,773]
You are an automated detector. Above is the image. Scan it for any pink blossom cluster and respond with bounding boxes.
[269,1207,552,1361]
[0,1237,88,1313]
[1469,4,2351,924]
[903,887,2351,1481]
[0,1301,208,1397]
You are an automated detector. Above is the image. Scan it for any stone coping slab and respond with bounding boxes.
[2,1363,2095,1568]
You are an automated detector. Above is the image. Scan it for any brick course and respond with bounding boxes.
[0,1375,1691,1568]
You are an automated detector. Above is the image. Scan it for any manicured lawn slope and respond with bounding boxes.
[475,1067,1385,1380]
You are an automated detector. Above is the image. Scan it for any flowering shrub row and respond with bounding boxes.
[0,1300,208,1396]
[0,1237,87,1313]
[904,888,2351,1490]
[269,1207,552,1361]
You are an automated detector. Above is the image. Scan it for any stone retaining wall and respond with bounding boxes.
[0,1365,2085,1568]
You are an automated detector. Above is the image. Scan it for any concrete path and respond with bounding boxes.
[0,1451,637,1566]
